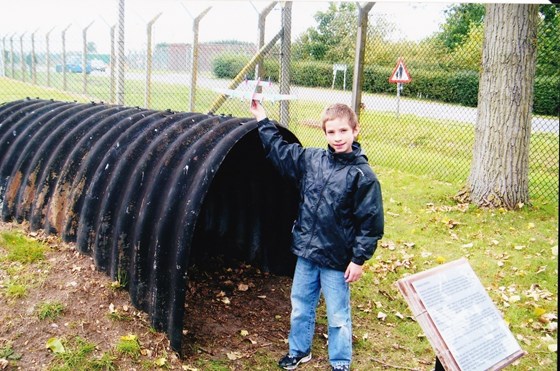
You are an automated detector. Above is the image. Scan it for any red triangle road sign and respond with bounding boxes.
[389,58,412,83]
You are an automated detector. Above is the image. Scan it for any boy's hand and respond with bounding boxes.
[344,262,363,283]
[250,100,267,121]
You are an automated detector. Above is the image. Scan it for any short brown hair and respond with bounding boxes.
[320,103,358,132]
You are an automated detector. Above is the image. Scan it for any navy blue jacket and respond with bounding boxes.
[257,118,384,271]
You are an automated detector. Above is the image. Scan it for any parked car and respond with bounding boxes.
[90,59,108,72]
[55,57,92,74]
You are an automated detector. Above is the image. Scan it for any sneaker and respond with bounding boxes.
[278,353,312,369]
[332,365,349,371]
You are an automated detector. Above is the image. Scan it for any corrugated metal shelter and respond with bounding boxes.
[0,98,299,352]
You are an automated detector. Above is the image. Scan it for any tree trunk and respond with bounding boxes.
[462,3,538,209]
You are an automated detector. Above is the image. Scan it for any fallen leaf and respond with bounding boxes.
[509,295,521,303]
[238,283,249,292]
[240,330,249,337]
[377,312,387,321]
[154,357,167,367]
[461,243,473,248]
[46,338,65,353]
[226,351,242,360]
[221,297,231,305]
[547,344,557,352]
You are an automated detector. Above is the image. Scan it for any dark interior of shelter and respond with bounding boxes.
[191,129,299,277]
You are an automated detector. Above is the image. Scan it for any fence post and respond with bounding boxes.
[207,31,282,114]
[9,34,15,79]
[61,24,71,91]
[252,1,277,81]
[144,13,162,109]
[110,25,116,104]
[279,1,292,128]
[19,32,26,82]
[82,21,94,95]
[116,0,126,105]
[189,7,211,112]
[1,36,6,77]
[31,29,38,84]
[45,27,54,87]
[351,2,375,120]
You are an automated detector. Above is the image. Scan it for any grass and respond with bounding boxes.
[37,301,65,321]
[115,335,141,359]
[0,231,47,264]
[0,74,557,369]
[50,337,116,371]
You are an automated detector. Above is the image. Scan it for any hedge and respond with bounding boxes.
[212,55,558,116]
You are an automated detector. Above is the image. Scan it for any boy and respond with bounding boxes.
[250,101,384,371]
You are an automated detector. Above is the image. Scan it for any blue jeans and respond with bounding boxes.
[288,257,352,367]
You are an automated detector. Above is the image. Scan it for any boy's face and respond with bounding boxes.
[324,117,359,154]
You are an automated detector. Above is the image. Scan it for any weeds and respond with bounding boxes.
[37,301,65,321]
[0,232,47,264]
[115,334,141,359]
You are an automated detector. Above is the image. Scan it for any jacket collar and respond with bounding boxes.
[328,142,368,164]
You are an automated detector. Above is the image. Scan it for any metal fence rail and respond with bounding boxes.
[0,1,558,200]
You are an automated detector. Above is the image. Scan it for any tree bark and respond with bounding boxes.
[462,3,538,209]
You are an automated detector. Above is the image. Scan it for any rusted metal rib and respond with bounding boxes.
[0,98,299,353]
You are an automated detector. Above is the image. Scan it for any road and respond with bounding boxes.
[130,72,558,134]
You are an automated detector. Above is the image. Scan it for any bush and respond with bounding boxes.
[533,77,559,116]
[213,55,558,115]
[212,55,249,79]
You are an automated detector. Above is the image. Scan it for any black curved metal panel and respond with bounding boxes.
[0,98,299,353]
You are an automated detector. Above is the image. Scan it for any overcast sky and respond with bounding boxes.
[0,0,551,54]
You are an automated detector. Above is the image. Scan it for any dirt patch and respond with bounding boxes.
[0,221,303,370]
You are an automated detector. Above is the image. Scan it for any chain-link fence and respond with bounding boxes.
[1,1,558,201]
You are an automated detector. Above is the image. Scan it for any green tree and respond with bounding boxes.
[536,4,559,76]
[293,2,358,62]
[437,3,485,51]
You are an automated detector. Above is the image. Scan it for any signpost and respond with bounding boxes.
[332,63,348,90]
[388,57,412,118]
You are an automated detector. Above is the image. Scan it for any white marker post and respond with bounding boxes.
[388,57,412,119]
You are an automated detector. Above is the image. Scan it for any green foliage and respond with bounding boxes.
[115,334,141,358]
[212,55,249,79]
[37,301,65,321]
[291,61,335,88]
[437,3,485,51]
[5,282,27,298]
[533,77,560,116]
[50,336,116,371]
[0,231,47,264]
[536,4,560,76]
[293,2,358,62]
[0,341,22,361]
[448,23,484,71]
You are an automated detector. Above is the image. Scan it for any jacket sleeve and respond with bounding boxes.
[257,117,306,183]
[351,172,384,266]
